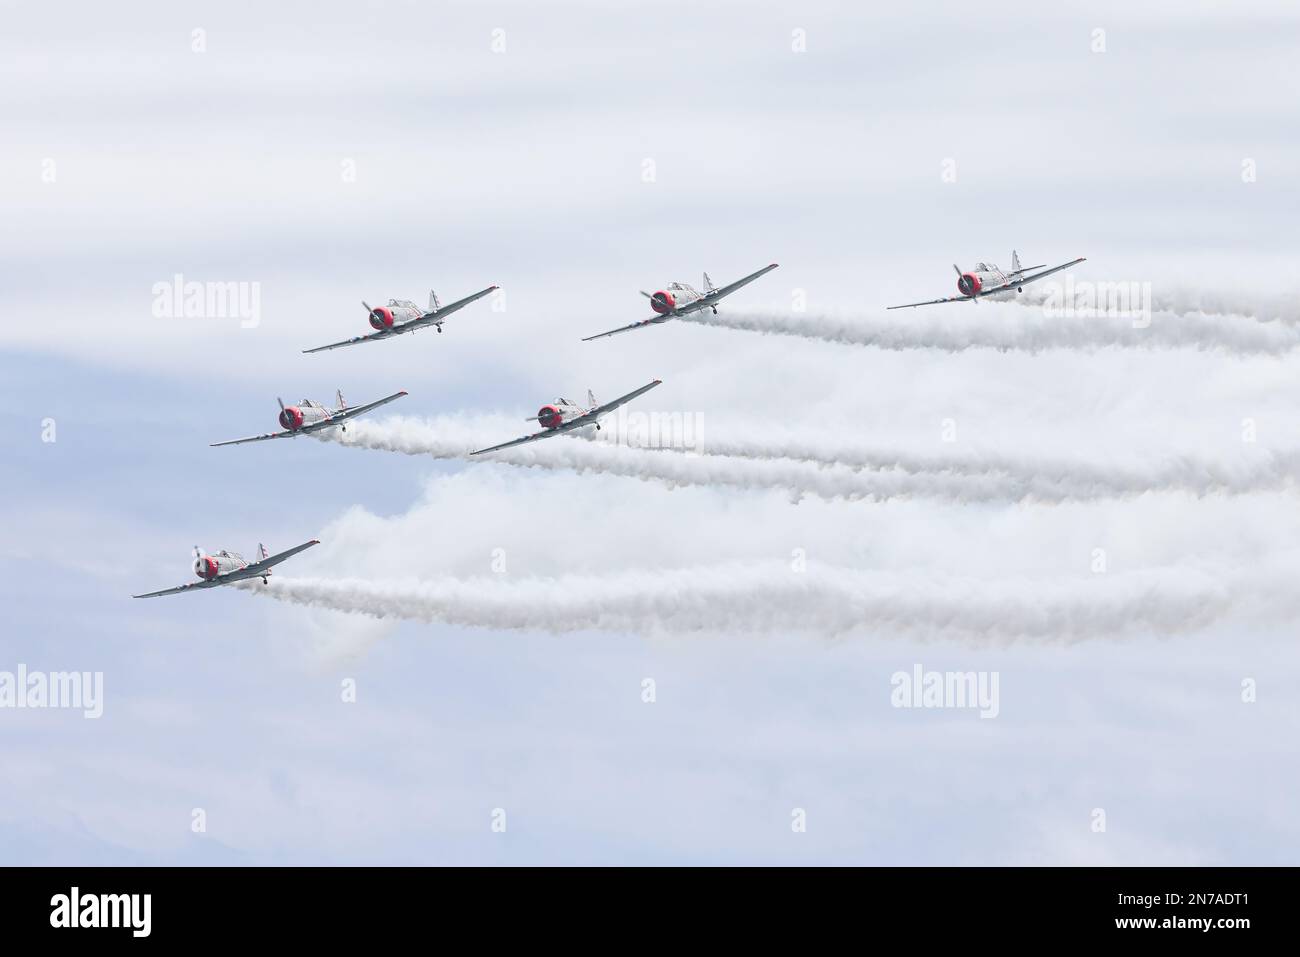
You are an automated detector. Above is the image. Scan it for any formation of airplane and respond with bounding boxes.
[211,389,407,447]
[887,252,1086,310]
[132,540,319,599]
[303,285,497,354]
[471,380,663,455]
[582,263,780,341]
[138,254,1089,597]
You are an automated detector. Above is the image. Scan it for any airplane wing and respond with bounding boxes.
[975,257,1087,296]
[581,315,672,342]
[472,380,663,454]
[238,539,321,577]
[579,379,662,421]
[302,328,398,354]
[700,263,780,303]
[305,287,496,352]
[469,428,565,456]
[583,265,778,341]
[886,294,977,310]
[210,429,300,447]
[133,540,319,597]
[413,285,498,327]
[331,390,408,423]
[132,579,224,599]
[888,257,1086,310]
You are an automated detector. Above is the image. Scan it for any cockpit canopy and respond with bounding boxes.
[389,298,419,309]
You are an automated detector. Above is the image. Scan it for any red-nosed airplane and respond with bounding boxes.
[304,285,498,353]
[582,264,779,341]
[887,252,1086,309]
[470,380,663,455]
[132,540,319,598]
[210,390,407,447]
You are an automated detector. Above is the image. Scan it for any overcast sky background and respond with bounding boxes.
[2,0,1298,864]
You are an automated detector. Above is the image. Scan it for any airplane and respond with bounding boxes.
[886,252,1087,309]
[470,380,663,455]
[303,284,498,353]
[582,263,779,341]
[132,540,319,598]
[210,389,407,447]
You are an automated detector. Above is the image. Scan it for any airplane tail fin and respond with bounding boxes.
[258,543,270,561]
[587,388,597,409]
[336,389,347,410]
[429,289,441,312]
[1011,250,1022,273]
[703,271,716,294]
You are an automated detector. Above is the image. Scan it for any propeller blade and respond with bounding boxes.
[362,300,374,315]
[639,290,653,299]
[952,264,963,277]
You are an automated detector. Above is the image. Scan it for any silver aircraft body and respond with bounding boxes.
[583,263,779,340]
[887,252,1086,309]
[211,390,407,446]
[471,380,663,455]
[132,540,319,598]
[304,284,498,353]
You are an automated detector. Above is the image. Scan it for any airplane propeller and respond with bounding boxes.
[952,264,963,277]
[277,397,285,411]
[639,291,653,299]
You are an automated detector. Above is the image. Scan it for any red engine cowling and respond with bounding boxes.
[649,290,676,315]
[194,556,219,580]
[537,405,564,429]
[369,307,395,330]
[957,273,982,297]
[279,407,305,431]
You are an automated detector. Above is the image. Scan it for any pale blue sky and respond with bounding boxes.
[2,0,1298,864]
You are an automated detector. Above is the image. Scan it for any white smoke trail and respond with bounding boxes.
[688,309,1300,355]
[1013,284,1300,324]
[590,427,1300,500]
[331,417,1300,504]
[244,561,1265,642]
[331,417,1070,503]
